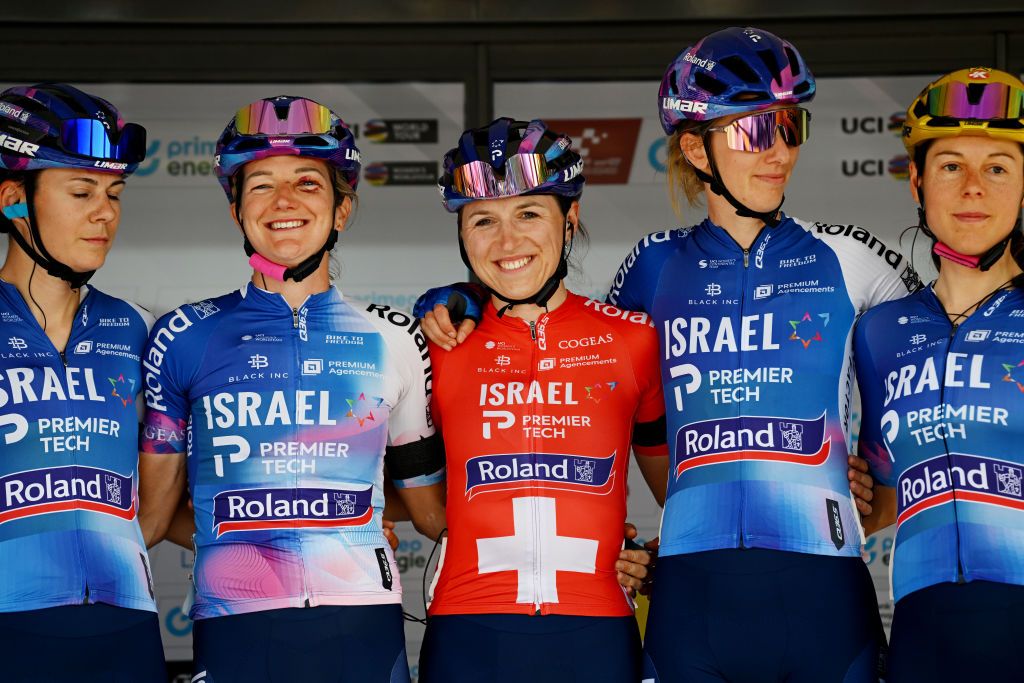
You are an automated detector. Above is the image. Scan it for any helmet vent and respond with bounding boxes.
[719,56,762,85]
[694,71,728,96]
[756,49,783,85]
[731,90,770,103]
[987,118,1024,129]
[784,47,801,77]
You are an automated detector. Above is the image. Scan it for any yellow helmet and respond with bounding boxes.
[903,67,1024,156]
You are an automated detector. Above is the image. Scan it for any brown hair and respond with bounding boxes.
[665,122,708,218]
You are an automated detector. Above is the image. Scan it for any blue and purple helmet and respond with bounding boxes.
[438,118,584,212]
[0,83,147,174]
[214,95,361,202]
[658,26,815,133]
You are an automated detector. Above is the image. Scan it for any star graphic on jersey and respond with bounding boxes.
[1002,361,1024,393]
[583,381,618,404]
[789,312,829,349]
[107,374,136,407]
[345,392,385,427]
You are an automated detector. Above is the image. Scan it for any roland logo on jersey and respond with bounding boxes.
[0,466,134,525]
[663,313,779,359]
[896,454,1023,526]
[674,412,830,477]
[583,299,651,326]
[366,304,433,419]
[464,452,616,500]
[0,366,105,409]
[143,307,195,412]
[479,381,577,406]
[212,486,372,537]
[607,231,674,306]
[813,223,904,270]
[883,353,989,407]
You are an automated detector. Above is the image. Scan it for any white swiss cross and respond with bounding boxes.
[476,496,598,605]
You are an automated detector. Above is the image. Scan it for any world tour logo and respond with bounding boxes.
[674,412,830,477]
[212,486,373,537]
[464,452,616,500]
[896,453,1024,528]
[0,466,134,524]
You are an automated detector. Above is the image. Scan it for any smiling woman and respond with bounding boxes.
[414,117,670,683]
[136,95,447,683]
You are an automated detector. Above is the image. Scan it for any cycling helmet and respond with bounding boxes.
[439,117,583,213]
[658,26,815,133]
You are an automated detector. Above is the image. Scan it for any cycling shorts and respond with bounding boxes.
[192,604,410,683]
[419,613,640,682]
[642,548,883,683]
[888,580,1024,683]
[0,603,165,682]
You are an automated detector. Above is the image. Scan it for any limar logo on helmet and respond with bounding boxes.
[562,159,584,182]
[0,133,39,156]
[662,98,708,114]
[968,68,991,80]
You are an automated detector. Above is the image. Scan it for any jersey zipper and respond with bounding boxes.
[294,304,311,606]
[528,317,541,613]
[6,286,94,601]
[738,246,750,547]
[941,320,967,583]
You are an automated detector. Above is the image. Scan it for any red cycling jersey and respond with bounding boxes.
[428,292,667,617]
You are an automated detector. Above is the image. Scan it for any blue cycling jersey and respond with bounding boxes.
[855,285,1024,603]
[609,214,919,558]
[0,281,155,613]
[140,284,440,619]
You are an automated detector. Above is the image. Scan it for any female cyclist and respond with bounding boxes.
[419,27,906,682]
[417,118,669,682]
[856,67,1024,683]
[137,95,446,683]
[0,84,164,681]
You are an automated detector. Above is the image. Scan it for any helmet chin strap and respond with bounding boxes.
[244,230,338,283]
[1,184,95,289]
[693,139,784,228]
[916,185,1020,272]
[460,221,573,318]
[238,194,339,284]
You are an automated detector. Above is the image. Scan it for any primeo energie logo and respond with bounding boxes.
[134,137,217,178]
